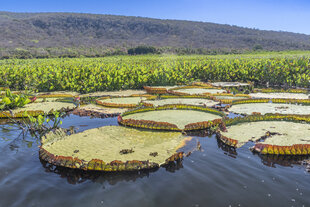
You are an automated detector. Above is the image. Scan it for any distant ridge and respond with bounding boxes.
[0,11,310,58]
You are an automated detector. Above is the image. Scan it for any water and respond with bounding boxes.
[0,115,309,207]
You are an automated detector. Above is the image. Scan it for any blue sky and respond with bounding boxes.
[1,0,310,34]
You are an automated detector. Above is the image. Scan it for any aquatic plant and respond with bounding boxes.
[217,114,310,149]
[142,96,219,107]
[96,96,147,108]
[231,98,310,106]
[24,111,64,136]
[119,104,225,131]
[168,86,227,96]
[208,93,250,104]
[144,86,170,94]
[0,55,309,93]
[0,89,31,110]
[227,99,310,115]
[255,88,309,94]
[72,104,128,118]
[0,101,76,118]
[40,126,188,171]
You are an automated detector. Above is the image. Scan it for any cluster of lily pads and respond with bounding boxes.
[1,81,309,172]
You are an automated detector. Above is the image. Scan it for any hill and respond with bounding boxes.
[1,11,310,58]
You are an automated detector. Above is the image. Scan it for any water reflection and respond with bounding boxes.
[216,138,238,157]
[255,153,310,168]
[40,159,184,185]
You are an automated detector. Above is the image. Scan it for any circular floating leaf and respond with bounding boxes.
[171,88,226,95]
[218,114,310,149]
[0,102,76,118]
[73,104,128,117]
[80,90,146,97]
[144,86,180,94]
[211,82,251,88]
[119,105,224,131]
[35,91,80,97]
[40,126,189,171]
[143,98,219,107]
[96,97,147,108]
[229,103,310,115]
[220,121,310,153]
[250,93,309,100]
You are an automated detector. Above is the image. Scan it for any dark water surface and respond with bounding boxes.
[0,115,309,207]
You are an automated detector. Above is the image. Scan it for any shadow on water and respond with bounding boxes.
[216,138,238,158]
[255,153,310,168]
[40,158,184,185]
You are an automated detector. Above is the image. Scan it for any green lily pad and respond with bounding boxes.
[229,103,310,115]
[80,90,147,97]
[97,97,147,108]
[143,98,219,107]
[214,96,248,100]
[249,93,310,100]
[145,86,180,90]
[1,102,76,118]
[123,109,222,130]
[40,126,189,171]
[172,88,226,95]
[74,104,128,117]
[211,82,251,87]
[221,121,310,148]
[35,91,80,96]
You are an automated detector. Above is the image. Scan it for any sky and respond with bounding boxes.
[1,0,310,34]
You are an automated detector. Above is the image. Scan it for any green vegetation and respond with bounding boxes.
[0,52,309,94]
[25,111,64,136]
[0,89,31,110]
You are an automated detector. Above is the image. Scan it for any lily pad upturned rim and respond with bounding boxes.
[209,93,251,104]
[168,86,228,96]
[96,96,149,108]
[141,96,220,108]
[39,127,189,171]
[226,99,310,116]
[217,114,310,152]
[211,82,253,88]
[40,147,185,172]
[118,104,225,131]
[230,98,310,106]
[36,94,77,98]
[71,104,128,118]
[254,88,309,94]
[143,86,180,94]
[0,102,77,118]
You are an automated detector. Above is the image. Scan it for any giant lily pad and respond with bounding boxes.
[211,82,251,88]
[35,91,80,97]
[96,97,147,108]
[144,86,180,94]
[40,126,189,171]
[228,103,310,115]
[171,88,226,95]
[73,104,128,118]
[249,93,309,100]
[0,102,76,118]
[80,90,147,97]
[221,121,310,154]
[119,105,224,131]
[217,114,310,149]
[214,95,249,100]
[143,98,219,107]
